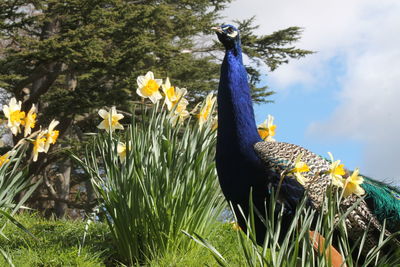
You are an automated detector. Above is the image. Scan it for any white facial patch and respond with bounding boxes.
[227,31,238,38]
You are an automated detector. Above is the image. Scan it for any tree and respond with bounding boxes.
[0,0,312,217]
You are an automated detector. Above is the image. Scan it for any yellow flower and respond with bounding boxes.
[162,77,188,111]
[230,221,241,231]
[343,168,365,197]
[136,71,163,104]
[258,115,277,142]
[117,142,127,162]
[289,153,310,185]
[2,97,25,135]
[0,152,10,167]
[197,92,216,129]
[97,107,124,133]
[326,152,346,188]
[32,131,46,162]
[21,104,37,137]
[44,119,59,153]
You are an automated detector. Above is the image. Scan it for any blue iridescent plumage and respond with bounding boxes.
[214,24,304,243]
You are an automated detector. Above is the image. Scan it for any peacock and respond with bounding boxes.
[213,24,400,258]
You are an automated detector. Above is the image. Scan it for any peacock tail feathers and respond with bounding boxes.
[361,177,400,233]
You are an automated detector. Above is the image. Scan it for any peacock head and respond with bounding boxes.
[212,24,240,50]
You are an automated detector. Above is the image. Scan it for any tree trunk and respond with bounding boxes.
[54,158,71,218]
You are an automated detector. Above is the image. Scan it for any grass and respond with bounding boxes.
[0,212,252,267]
[0,212,114,266]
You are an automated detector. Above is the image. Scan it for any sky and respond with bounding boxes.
[223,0,400,183]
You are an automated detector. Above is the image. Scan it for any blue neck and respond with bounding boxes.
[217,43,262,161]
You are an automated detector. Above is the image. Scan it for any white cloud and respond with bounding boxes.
[224,0,400,181]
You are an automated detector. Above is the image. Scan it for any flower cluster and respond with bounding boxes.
[137,71,216,127]
[97,71,217,132]
[1,97,59,163]
[256,114,364,198]
[287,151,365,197]
[325,152,365,197]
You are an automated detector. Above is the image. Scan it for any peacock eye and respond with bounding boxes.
[227,27,233,34]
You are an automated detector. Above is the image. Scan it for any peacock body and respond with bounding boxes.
[214,24,400,256]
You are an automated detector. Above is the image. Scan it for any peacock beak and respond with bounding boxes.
[211,26,223,33]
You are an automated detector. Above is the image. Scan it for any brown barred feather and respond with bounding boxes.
[254,141,398,255]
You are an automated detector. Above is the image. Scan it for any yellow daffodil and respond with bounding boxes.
[197,92,216,129]
[21,104,37,137]
[32,131,46,162]
[326,152,346,188]
[258,115,277,142]
[162,77,188,111]
[0,152,10,167]
[289,153,310,185]
[97,107,124,133]
[117,142,127,162]
[230,221,241,231]
[44,119,59,153]
[343,168,365,197]
[2,97,25,135]
[136,71,163,104]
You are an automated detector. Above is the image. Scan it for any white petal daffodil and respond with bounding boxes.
[117,142,127,162]
[32,131,47,162]
[97,106,124,133]
[162,77,188,111]
[2,97,25,135]
[137,71,163,104]
[258,114,276,142]
[170,97,190,125]
[44,119,60,152]
[197,92,216,129]
[21,104,37,137]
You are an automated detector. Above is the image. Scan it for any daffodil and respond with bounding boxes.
[21,104,37,137]
[289,153,310,185]
[97,107,124,133]
[258,115,277,142]
[197,92,216,129]
[230,221,241,231]
[0,152,9,167]
[170,97,190,125]
[162,77,188,111]
[343,168,365,197]
[2,97,25,135]
[117,142,127,162]
[136,71,163,104]
[326,152,346,187]
[32,131,46,162]
[44,119,59,152]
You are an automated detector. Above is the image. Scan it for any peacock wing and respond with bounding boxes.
[254,141,400,255]
[254,141,332,209]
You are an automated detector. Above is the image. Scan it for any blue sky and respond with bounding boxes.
[224,0,400,183]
